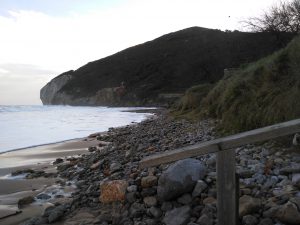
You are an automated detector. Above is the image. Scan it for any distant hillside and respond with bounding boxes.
[40,27,294,106]
[175,36,300,133]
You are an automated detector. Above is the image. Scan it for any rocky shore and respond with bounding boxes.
[6,110,300,225]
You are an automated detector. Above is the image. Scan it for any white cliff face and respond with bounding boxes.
[40,75,127,106]
[40,73,73,105]
[40,72,138,106]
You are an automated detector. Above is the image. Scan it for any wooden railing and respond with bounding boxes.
[140,119,300,225]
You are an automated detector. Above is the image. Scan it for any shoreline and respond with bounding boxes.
[0,107,157,156]
[0,109,159,224]
[0,106,157,155]
[0,132,107,225]
[0,137,84,156]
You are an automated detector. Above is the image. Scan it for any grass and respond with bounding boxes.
[172,83,214,120]
[174,36,300,133]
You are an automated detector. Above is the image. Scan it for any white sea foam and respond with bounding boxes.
[0,105,153,153]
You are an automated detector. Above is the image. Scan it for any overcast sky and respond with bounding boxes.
[0,0,283,105]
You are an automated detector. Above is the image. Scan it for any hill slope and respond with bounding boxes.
[40,27,294,106]
[176,36,300,133]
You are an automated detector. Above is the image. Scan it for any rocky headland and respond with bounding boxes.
[40,27,294,106]
[10,110,300,225]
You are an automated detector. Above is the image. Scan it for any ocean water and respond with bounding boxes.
[0,105,153,153]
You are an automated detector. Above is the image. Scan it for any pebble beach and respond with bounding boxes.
[1,109,300,225]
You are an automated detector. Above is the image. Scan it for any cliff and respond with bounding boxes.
[40,27,294,106]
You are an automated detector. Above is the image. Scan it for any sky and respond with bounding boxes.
[0,0,284,105]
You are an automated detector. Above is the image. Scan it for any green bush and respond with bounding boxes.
[175,83,214,112]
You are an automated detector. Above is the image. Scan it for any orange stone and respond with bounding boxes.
[99,180,128,203]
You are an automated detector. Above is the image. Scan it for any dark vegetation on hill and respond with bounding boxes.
[175,36,300,133]
[57,27,294,105]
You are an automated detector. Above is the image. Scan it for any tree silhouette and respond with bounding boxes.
[244,0,300,34]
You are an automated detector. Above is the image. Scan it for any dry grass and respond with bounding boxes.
[174,36,300,133]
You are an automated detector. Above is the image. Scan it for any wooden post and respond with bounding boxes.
[235,173,240,224]
[217,148,237,225]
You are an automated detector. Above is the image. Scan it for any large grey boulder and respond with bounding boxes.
[157,158,207,201]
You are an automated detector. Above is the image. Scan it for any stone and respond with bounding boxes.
[90,160,103,170]
[143,196,157,207]
[273,185,296,196]
[36,193,51,200]
[290,197,300,209]
[18,196,35,208]
[239,195,261,217]
[125,150,132,158]
[161,201,173,211]
[279,164,300,175]
[141,187,157,197]
[145,219,157,225]
[129,202,145,218]
[191,205,203,218]
[110,162,122,173]
[177,194,192,205]
[201,205,216,218]
[158,158,206,201]
[292,173,300,188]
[275,201,300,224]
[241,188,252,195]
[20,217,48,225]
[238,169,255,179]
[197,214,213,225]
[57,163,72,172]
[149,206,162,218]
[12,169,34,176]
[99,180,128,203]
[126,192,136,203]
[253,174,266,185]
[258,218,273,225]
[43,206,56,217]
[88,146,97,152]
[262,176,278,190]
[163,206,191,225]
[48,205,66,223]
[242,215,258,225]
[293,133,300,145]
[203,197,216,205]
[192,180,208,197]
[53,158,64,165]
[141,176,158,188]
[64,211,96,225]
[262,206,279,218]
[206,154,216,167]
[127,185,138,192]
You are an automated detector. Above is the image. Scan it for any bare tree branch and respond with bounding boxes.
[242,0,300,33]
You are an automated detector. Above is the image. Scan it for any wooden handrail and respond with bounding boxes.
[140,118,300,169]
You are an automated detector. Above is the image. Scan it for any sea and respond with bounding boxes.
[0,105,153,153]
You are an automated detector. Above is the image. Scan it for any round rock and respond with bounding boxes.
[157,158,206,201]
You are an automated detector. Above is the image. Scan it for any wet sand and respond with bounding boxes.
[0,136,103,225]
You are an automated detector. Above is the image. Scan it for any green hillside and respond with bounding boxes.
[175,36,300,133]
[41,27,294,106]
